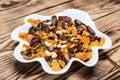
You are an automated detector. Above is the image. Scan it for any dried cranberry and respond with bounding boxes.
[30,35,41,46]
[51,15,58,26]
[56,50,63,56]
[87,26,95,35]
[74,19,81,26]
[28,27,35,35]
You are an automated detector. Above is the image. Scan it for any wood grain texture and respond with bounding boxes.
[0,0,120,80]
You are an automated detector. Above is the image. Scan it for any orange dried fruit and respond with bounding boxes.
[38,51,46,58]
[23,44,31,50]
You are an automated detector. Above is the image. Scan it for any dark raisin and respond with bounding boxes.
[43,19,51,23]
[26,50,32,56]
[76,42,82,48]
[51,15,58,26]
[94,36,101,42]
[30,35,41,46]
[42,23,50,32]
[28,27,35,35]
[68,48,74,54]
[87,26,95,35]
[57,55,67,63]
[66,36,71,42]
[77,30,83,34]
[61,22,66,29]
[69,53,74,58]
[48,37,55,40]
[74,19,81,26]
[59,35,66,40]
[77,25,83,31]
[35,23,42,31]
[45,56,51,62]
[58,16,71,22]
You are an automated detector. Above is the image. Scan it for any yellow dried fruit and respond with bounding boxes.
[89,40,99,48]
[18,32,28,40]
[52,62,61,71]
[27,18,40,27]
[58,60,65,68]
[47,39,57,44]
[81,36,90,44]
[82,30,90,36]
[51,59,61,71]
[99,37,105,46]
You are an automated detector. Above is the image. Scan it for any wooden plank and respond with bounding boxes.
[0,0,72,24]
[66,59,114,80]
[100,68,120,80]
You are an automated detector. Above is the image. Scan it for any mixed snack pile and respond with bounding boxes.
[19,15,105,71]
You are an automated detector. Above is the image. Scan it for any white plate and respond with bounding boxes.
[11,9,112,74]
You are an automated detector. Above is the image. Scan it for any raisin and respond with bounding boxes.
[66,36,71,42]
[28,27,35,35]
[59,35,66,40]
[69,53,74,58]
[45,56,51,62]
[87,26,95,35]
[48,37,55,40]
[30,35,41,46]
[57,55,67,64]
[77,30,83,34]
[35,23,42,31]
[51,15,58,26]
[74,19,81,26]
[26,50,32,56]
[43,19,51,23]
[58,16,71,22]
[61,22,66,29]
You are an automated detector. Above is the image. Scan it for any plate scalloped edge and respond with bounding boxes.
[11,9,112,74]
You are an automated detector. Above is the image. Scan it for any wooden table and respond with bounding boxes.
[0,0,120,80]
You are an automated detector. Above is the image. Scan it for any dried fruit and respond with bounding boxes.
[74,19,81,26]
[58,60,65,68]
[51,15,58,26]
[30,35,41,46]
[87,26,95,35]
[19,16,105,71]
